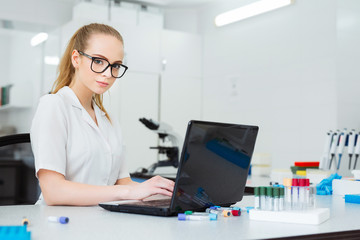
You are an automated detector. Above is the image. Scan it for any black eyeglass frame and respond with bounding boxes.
[77,50,128,79]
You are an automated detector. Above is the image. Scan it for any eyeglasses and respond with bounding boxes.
[77,50,128,79]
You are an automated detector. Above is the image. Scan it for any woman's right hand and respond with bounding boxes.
[124,175,175,200]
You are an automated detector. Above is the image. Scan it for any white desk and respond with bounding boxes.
[0,195,359,240]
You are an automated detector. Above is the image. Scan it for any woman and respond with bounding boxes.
[30,23,174,206]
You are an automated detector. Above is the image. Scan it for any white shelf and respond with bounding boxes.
[0,105,30,112]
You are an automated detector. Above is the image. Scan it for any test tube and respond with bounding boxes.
[273,187,280,211]
[283,178,292,210]
[178,213,217,221]
[47,216,69,224]
[205,207,231,217]
[254,187,260,210]
[292,178,299,210]
[260,187,266,210]
[216,207,241,216]
[305,179,310,208]
[309,184,316,208]
[299,178,306,209]
[266,187,273,211]
[279,187,285,211]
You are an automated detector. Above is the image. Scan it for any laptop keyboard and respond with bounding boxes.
[120,199,171,207]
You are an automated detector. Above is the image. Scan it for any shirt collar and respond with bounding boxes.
[58,86,106,116]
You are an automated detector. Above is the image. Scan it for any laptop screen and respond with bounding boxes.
[171,121,258,212]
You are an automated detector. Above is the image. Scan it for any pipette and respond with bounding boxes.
[353,133,360,169]
[337,130,347,170]
[320,131,333,170]
[347,130,356,170]
[328,131,340,170]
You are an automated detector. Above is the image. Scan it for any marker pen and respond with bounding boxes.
[48,216,69,224]
[178,213,217,221]
[254,187,260,210]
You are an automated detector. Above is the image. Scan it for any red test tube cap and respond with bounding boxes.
[292,178,299,186]
[299,179,306,187]
[231,210,241,216]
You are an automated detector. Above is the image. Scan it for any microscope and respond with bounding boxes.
[136,118,182,175]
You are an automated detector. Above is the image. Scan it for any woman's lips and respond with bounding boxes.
[96,81,109,87]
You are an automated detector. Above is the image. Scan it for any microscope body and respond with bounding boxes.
[138,118,182,174]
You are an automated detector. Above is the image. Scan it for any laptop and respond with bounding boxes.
[99,120,259,216]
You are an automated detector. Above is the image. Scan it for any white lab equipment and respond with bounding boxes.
[347,130,356,170]
[336,130,347,170]
[328,131,340,170]
[354,132,360,169]
[320,131,333,170]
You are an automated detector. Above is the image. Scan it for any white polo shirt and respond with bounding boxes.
[30,86,129,203]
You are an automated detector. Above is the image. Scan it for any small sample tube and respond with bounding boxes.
[266,187,273,211]
[309,184,316,208]
[260,187,266,210]
[273,187,280,211]
[283,178,292,210]
[215,207,241,216]
[48,216,69,224]
[205,207,231,216]
[254,187,260,210]
[305,179,311,207]
[299,179,306,209]
[279,187,285,211]
[178,213,217,221]
[292,178,299,210]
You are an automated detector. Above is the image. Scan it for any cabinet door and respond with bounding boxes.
[160,30,202,78]
[104,71,159,172]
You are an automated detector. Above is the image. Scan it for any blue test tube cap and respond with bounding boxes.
[59,217,69,224]
[178,213,186,221]
[209,213,217,221]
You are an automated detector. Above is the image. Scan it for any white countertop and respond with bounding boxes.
[0,194,359,240]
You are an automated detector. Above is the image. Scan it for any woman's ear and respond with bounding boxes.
[71,50,80,68]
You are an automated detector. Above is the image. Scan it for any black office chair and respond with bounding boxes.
[0,133,39,205]
[0,133,30,147]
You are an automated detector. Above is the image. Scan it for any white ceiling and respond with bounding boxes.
[0,0,222,32]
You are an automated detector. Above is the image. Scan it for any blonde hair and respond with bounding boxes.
[52,23,124,123]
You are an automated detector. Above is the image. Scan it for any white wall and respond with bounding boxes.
[164,8,199,34]
[337,0,360,129]
[196,0,340,169]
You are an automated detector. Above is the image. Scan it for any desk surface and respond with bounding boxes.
[0,195,360,240]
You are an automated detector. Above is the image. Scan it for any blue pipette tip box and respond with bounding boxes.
[345,194,360,204]
[0,225,31,240]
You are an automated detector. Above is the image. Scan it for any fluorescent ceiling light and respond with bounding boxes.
[44,56,60,65]
[30,32,48,46]
[215,0,294,27]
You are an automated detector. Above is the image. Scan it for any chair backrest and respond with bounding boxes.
[0,133,30,147]
[0,133,39,205]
